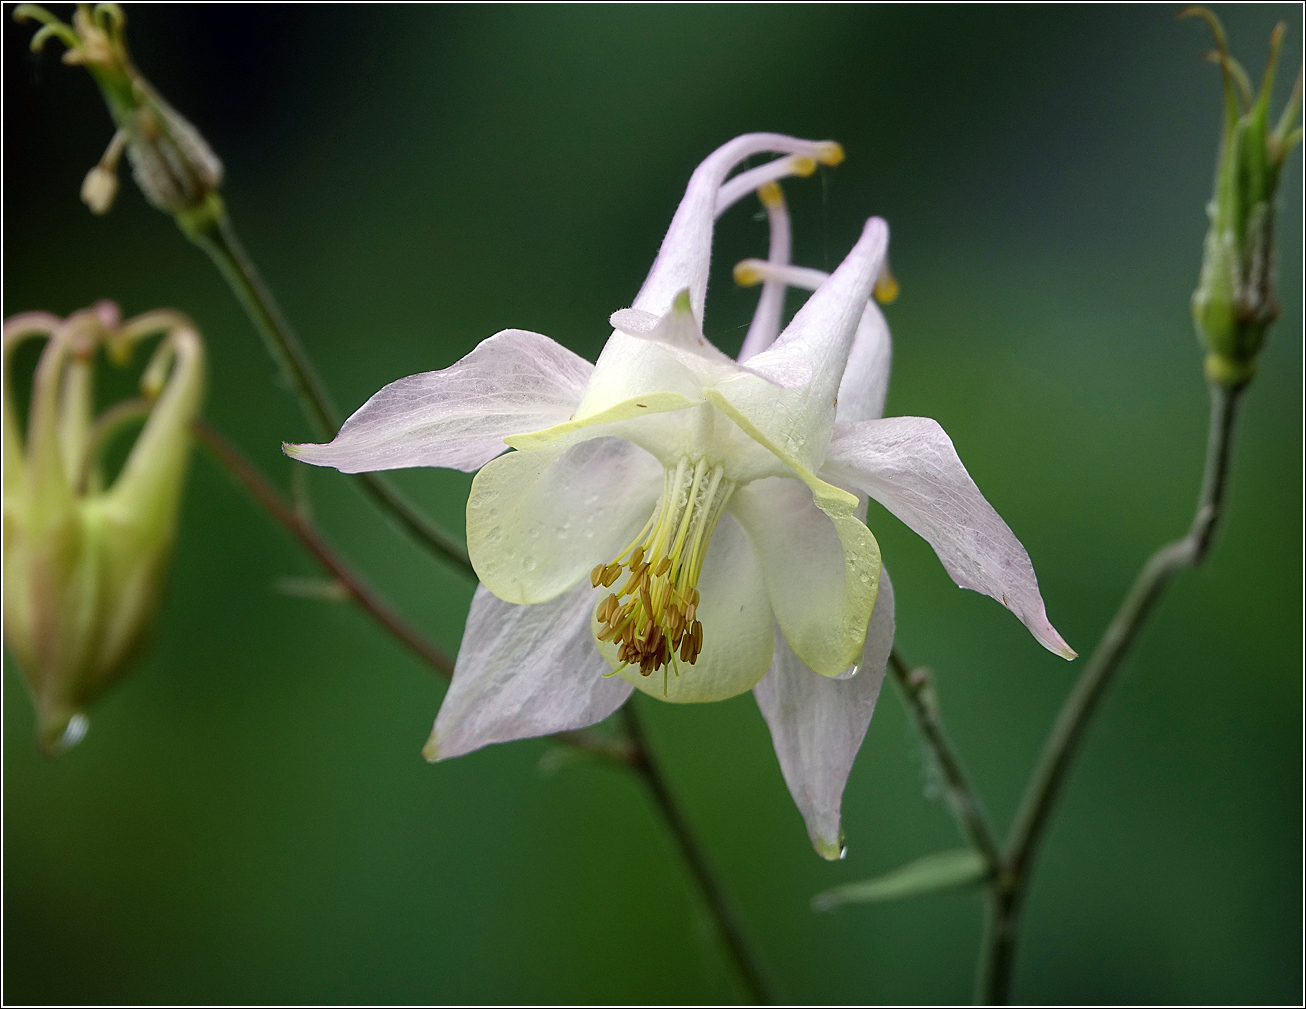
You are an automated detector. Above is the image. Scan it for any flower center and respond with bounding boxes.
[591,456,736,679]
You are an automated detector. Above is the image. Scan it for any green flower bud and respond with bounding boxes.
[14,3,223,225]
[2,303,205,751]
[1183,7,1303,387]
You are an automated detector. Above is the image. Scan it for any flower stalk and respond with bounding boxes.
[186,210,475,573]
[975,381,1242,1004]
[193,416,766,999]
[13,2,474,576]
[886,650,1001,874]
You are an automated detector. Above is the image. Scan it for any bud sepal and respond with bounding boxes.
[2,303,205,751]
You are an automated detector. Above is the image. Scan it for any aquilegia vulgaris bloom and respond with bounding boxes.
[287,133,1074,859]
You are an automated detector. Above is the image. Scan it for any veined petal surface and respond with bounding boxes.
[427,580,631,760]
[754,567,894,860]
[467,438,662,605]
[823,417,1075,659]
[285,330,591,473]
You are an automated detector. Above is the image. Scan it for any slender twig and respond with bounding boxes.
[196,417,771,997]
[619,701,774,1005]
[187,212,474,575]
[192,417,456,675]
[977,381,1243,1005]
[193,417,650,771]
[888,649,1002,874]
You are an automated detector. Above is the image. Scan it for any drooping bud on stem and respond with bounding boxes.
[15,3,224,227]
[1182,7,1302,387]
[2,302,205,751]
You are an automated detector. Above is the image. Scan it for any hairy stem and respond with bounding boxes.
[888,649,1003,874]
[977,381,1242,1004]
[620,701,774,1005]
[187,211,473,575]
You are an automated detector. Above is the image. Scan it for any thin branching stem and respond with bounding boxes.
[193,419,768,997]
[188,212,473,575]
[976,381,1243,1004]
[887,649,1002,874]
[193,417,633,760]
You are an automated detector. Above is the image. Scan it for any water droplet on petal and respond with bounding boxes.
[56,713,88,751]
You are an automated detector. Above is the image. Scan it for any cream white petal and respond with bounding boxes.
[284,330,591,474]
[508,395,790,487]
[733,260,894,422]
[467,437,663,605]
[607,303,811,392]
[835,301,893,425]
[714,217,889,475]
[823,417,1076,659]
[730,476,879,678]
[753,568,895,860]
[604,513,774,703]
[426,581,632,760]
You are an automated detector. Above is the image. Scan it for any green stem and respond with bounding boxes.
[888,649,1002,874]
[194,417,652,769]
[620,701,774,1005]
[977,381,1242,1005]
[186,204,473,576]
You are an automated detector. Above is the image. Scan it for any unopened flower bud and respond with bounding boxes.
[2,303,205,751]
[15,3,224,225]
[80,162,118,214]
[1183,8,1303,387]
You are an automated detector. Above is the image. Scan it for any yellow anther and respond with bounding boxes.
[591,563,606,588]
[757,180,784,210]
[815,141,845,166]
[734,261,765,287]
[593,457,733,676]
[789,155,818,177]
[873,265,899,305]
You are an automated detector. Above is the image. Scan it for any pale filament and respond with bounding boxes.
[590,456,736,688]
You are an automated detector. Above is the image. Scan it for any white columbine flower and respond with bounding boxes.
[286,133,1074,859]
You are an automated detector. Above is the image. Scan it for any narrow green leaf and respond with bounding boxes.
[811,848,988,912]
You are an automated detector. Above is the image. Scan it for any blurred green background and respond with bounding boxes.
[3,4,1301,1004]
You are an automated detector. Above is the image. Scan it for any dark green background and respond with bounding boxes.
[4,4,1301,1004]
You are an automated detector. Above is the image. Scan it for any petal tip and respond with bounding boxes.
[421,733,441,762]
[1038,622,1077,661]
[812,832,848,862]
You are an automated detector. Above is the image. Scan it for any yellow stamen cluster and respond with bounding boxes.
[589,457,734,680]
